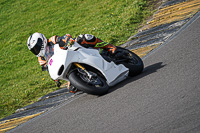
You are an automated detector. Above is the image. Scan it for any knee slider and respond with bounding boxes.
[76,34,96,45]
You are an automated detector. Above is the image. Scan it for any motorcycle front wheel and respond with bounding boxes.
[68,69,109,95]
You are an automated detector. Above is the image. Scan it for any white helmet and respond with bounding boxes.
[27,32,47,57]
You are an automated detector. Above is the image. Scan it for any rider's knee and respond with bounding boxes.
[76,34,97,47]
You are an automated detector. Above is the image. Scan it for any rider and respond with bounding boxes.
[27,32,117,93]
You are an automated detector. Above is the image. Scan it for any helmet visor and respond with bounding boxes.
[30,38,43,55]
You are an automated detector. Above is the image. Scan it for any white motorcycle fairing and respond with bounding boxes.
[47,43,129,87]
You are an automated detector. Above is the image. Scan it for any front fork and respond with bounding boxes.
[74,63,93,79]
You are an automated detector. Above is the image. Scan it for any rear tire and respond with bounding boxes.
[68,69,109,95]
[115,47,144,77]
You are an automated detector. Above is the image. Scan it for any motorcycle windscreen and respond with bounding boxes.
[44,45,54,61]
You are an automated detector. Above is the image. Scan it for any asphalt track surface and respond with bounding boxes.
[10,16,200,133]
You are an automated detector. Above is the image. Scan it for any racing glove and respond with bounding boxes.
[41,64,48,71]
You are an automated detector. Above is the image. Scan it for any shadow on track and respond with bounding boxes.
[107,62,166,94]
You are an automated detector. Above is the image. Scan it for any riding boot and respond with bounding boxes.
[105,44,117,54]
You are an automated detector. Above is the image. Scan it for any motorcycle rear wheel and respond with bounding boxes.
[115,47,144,77]
[68,69,109,95]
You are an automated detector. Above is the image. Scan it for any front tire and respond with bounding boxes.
[68,69,109,95]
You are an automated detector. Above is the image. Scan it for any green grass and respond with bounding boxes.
[0,0,155,119]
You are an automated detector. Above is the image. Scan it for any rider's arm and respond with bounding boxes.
[38,56,48,71]
[48,34,74,49]
[56,34,74,49]
[48,35,58,45]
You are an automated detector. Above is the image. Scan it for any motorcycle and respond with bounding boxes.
[46,42,143,95]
